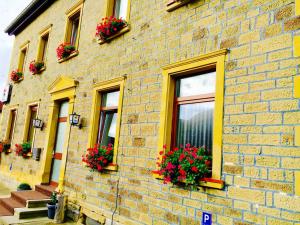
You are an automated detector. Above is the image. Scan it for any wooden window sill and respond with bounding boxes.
[104,163,118,171]
[166,0,191,12]
[58,50,79,63]
[153,173,224,189]
[12,77,24,84]
[32,66,46,75]
[97,26,130,45]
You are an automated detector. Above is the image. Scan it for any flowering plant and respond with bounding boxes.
[82,144,114,172]
[10,70,23,82]
[15,142,31,158]
[0,141,11,154]
[56,43,75,60]
[29,60,44,74]
[153,144,211,189]
[96,16,128,41]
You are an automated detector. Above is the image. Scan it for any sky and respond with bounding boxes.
[0,0,32,91]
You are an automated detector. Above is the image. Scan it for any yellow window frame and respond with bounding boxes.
[36,24,52,66]
[155,49,228,189]
[22,101,40,145]
[106,0,131,21]
[5,106,18,144]
[296,0,300,16]
[17,41,30,73]
[64,0,84,50]
[87,76,126,171]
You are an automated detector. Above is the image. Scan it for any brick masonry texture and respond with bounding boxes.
[0,0,300,224]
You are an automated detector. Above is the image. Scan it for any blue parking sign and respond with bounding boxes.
[202,212,212,225]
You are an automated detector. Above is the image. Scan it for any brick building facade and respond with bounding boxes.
[0,0,300,224]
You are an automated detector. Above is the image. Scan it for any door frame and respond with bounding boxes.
[40,76,78,192]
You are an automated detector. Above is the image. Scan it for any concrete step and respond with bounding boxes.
[0,215,53,225]
[0,203,13,217]
[26,199,50,208]
[11,191,49,205]
[0,198,24,214]
[35,185,55,197]
[14,207,48,219]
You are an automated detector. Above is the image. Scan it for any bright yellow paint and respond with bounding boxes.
[294,36,300,57]
[4,106,18,143]
[296,0,300,16]
[295,126,300,146]
[156,49,228,188]
[166,0,190,12]
[295,76,300,98]
[87,76,126,170]
[22,101,40,145]
[41,76,78,192]
[296,171,300,196]
[64,0,84,50]
[17,41,30,72]
[36,24,52,63]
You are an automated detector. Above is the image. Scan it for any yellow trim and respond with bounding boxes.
[87,76,126,170]
[166,0,191,12]
[63,0,84,50]
[296,171,300,196]
[106,0,131,21]
[295,76,300,98]
[294,36,300,57]
[17,41,30,72]
[4,107,18,144]
[295,126,300,146]
[41,76,78,192]
[156,49,228,186]
[36,24,52,63]
[98,26,130,44]
[22,101,40,144]
[296,0,300,16]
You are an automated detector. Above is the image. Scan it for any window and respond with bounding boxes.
[107,0,130,20]
[6,109,17,144]
[97,91,119,146]
[156,49,227,189]
[37,25,52,64]
[18,42,29,73]
[88,77,125,171]
[23,104,38,143]
[64,0,84,50]
[173,72,216,152]
[166,0,191,12]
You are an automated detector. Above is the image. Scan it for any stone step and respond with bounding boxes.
[11,190,49,205]
[14,207,48,219]
[0,203,13,217]
[0,215,53,225]
[0,198,24,214]
[26,199,51,208]
[35,185,55,197]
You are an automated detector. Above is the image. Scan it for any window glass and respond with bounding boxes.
[70,13,80,46]
[177,71,216,97]
[20,48,27,72]
[114,0,128,19]
[101,91,120,107]
[41,34,49,62]
[27,106,37,143]
[8,110,17,143]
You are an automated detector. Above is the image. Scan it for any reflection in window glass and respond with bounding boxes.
[101,91,120,107]
[114,0,128,19]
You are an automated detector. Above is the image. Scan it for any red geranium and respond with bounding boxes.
[82,144,114,172]
[95,16,128,41]
[29,60,44,74]
[10,69,23,82]
[153,144,211,189]
[56,43,75,60]
[15,142,31,158]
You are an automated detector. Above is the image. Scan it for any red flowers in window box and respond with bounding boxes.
[0,141,11,154]
[29,60,45,75]
[15,142,32,158]
[82,144,113,172]
[10,69,23,82]
[95,16,128,42]
[56,43,75,60]
[153,144,211,189]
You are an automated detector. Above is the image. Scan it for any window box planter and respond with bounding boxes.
[167,0,191,12]
[56,43,78,63]
[0,142,11,154]
[15,142,32,159]
[10,70,23,83]
[29,61,45,75]
[96,17,129,44]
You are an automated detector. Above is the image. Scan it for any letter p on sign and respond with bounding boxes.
[202,212,212,225]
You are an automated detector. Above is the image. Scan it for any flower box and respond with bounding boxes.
[10,70,23,83]
[96,17,129,44]
[15,142,32,159]
[166,0,191,12]
[56,43,77,62]
[0,141,11,154]
[29,61,45,75]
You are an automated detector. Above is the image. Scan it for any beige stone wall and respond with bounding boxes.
[0,0,300,224]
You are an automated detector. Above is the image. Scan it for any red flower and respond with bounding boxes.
[191,166,198,172]
[95,16,128,41]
